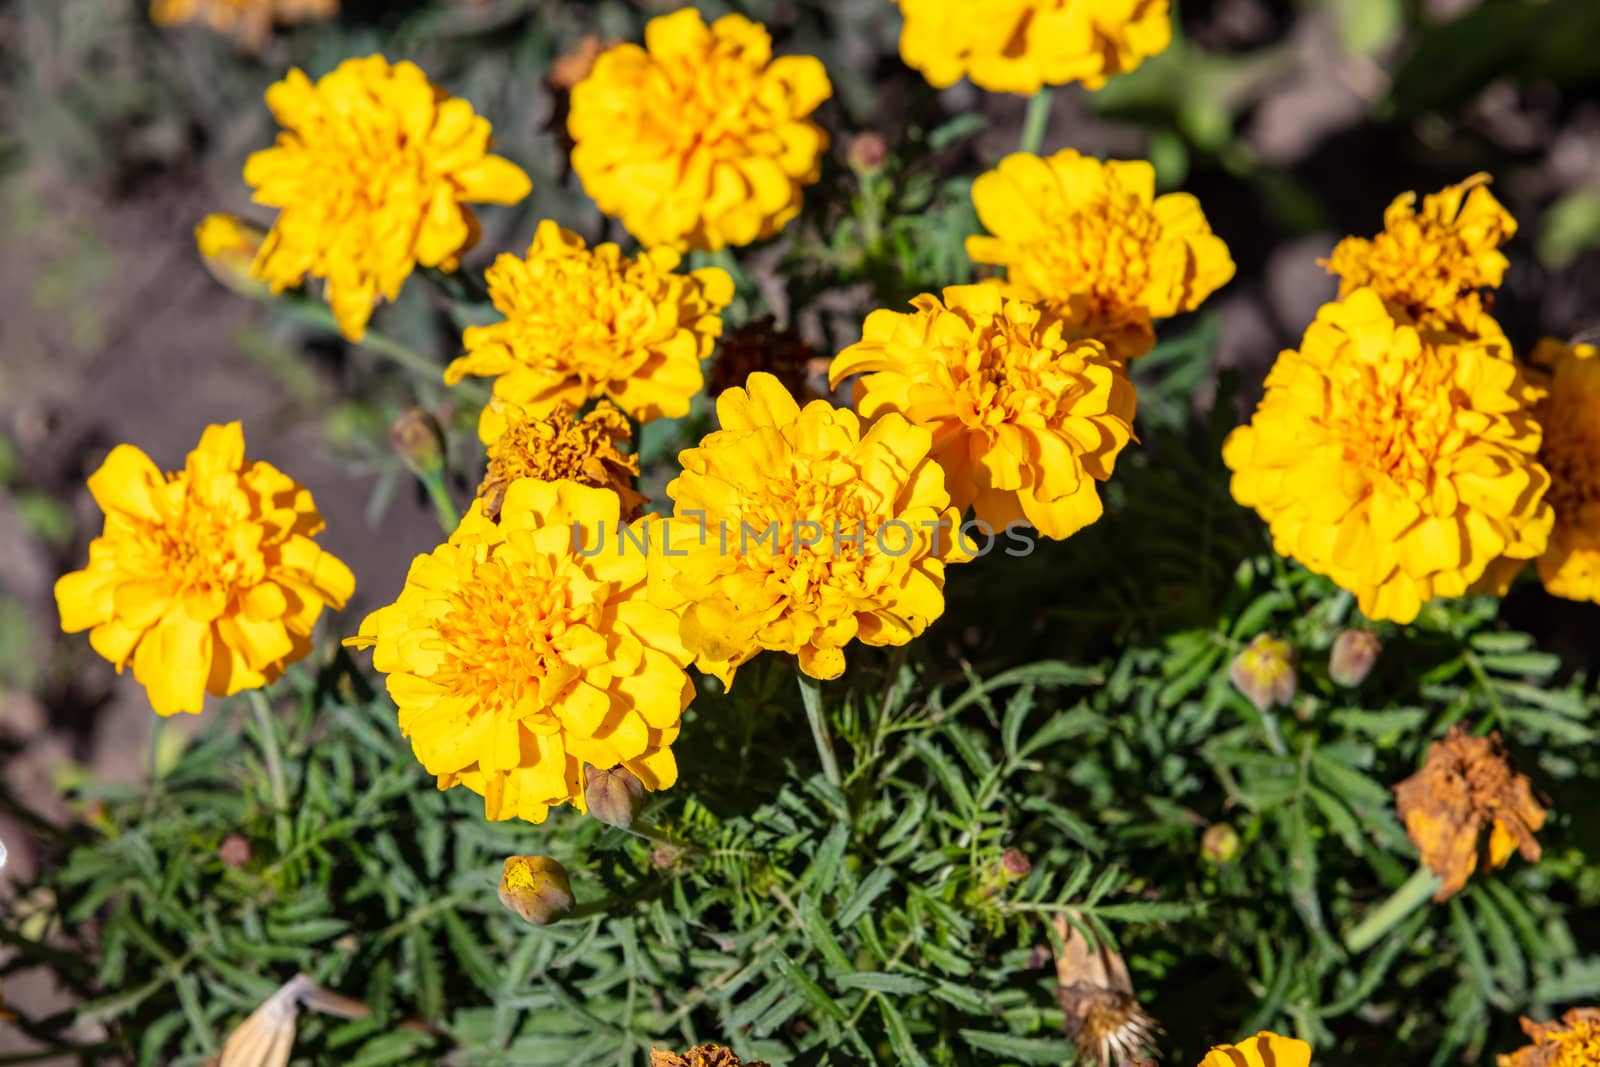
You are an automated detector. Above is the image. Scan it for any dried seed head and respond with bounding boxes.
[1052,916,1161,1066]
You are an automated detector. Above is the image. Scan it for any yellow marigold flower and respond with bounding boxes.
[246,56,532,343]
[1500,1007,1600,1067]
[648,373,969,686]
[967,150,1234,361]
[1396,726,1547,901]
[1198,1032,1311,1067]
[151,0,336,52]
[1222,288,1553,624]
[345,480,692,824]
[831,285,1136,541]
[896,0,1172,94]
[54,423,355,716]
[1527,339,1600,603]
[476,400,644,522]
[568,9,832,251]
[651,1047,769,1067]
[195,213,269,298]
[1323,173,1516,338]
[444,221,733,438]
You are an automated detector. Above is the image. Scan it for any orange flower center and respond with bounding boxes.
[146,477,266,602]
[1011,189,1158,311]
[1329,354,1457,489]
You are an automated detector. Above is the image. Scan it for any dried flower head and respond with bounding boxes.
[831,285,1137,541]
[475,401,643,523]
[1394,726,1547,901]
[649,373,970,686]
[345,480,692,823]
[246,56,531,341]
[569,9,832,251]
[1223,289,1553,623]
[1199,1032,1312,1067]
[54,423,355,715]
[1053,916,1160,1066]
[497,855,575,925]
[151,0,336,52]
[1323,173,1516,339]
[710,316,818,400]
[967,150,1234,361]
[445,221,732,437]
[1229,635,1297,713]
[896,0,1172,94]
[650,1046,770,1067]
[1499,1007,1600,1067]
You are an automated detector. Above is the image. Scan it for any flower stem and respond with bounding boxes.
[246,689,294,854]
[418,470,461,535]
[1344,866,1442,954]
[798,672,842,789]
[1020,88,1054,155]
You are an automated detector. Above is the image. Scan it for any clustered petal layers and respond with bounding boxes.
[54,423,354,715]
[832,284,1137,540]
[246,55,531,341]
[649,373,970,686]
[1223,288,1552,623]
[346,480,693,825]
[896,0,1172,94]
[568,9,832,252]
[967,150,1234,361]
[445,221,733,438]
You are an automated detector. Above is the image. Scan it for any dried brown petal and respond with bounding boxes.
[1497,1007,1600,1066]
[650,1046,770,1067]
[1052,915,1160,1066]
[710,317,816,401]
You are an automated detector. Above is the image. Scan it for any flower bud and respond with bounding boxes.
[847,132,888,177]
[584,764,645,830]
[195,214,270,299]
[1329,629,1382,687]
[1000,848,1032,881]
[219,834,252,869]
[497,855,575,925]
[1201,823,1240,864]
[390,409,447,479]
[1229,634,1297,713]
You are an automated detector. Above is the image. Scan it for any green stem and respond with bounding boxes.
[1344,866,1442,954]
[798,672,843,789]
[419,470,461,534]
[1020,88,1054,155]
[246,689,293,854]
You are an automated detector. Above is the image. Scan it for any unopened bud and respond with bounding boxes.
[195,214,270,298]
[584,764,645,830]
[497,855,575,925]
[219,834,252,869]
[1229,634,1297,713]
[390,409,447,479]
[847,132,888,177]
[1201,823,1240,864]
[1329,629,1382,688]
[1000,848,1032,881]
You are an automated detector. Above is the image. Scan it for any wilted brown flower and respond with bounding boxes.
[709,316,818,400]
[476,401,643,522]
[1053,916,1160,1066]
[650,1046,770,1067]
[1498,1007,1600,1067]
[1394,726,1547,901]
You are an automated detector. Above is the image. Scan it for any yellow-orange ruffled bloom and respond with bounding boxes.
[152,0,336,51]
[1198,1032,1311,1067]
[896,0,1171,94]
[1323,173,1516,339]
[967,150,1234,361]
[568,9,832,251]
[476,401,644,522]
[246,56,531,342]
[832,285,1136,540]
[1223,289,1552,623]
[649,373,969,685]
[345,480,692,824]
[195,213,269,298]
[445,221,733,438]
[1528,339,1600,602]
[55,423,354,715]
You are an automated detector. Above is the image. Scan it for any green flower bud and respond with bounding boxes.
[390,409,447,479]
[497,855,574,925]
[1201,823,1240,864]
[584,764,645,830]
